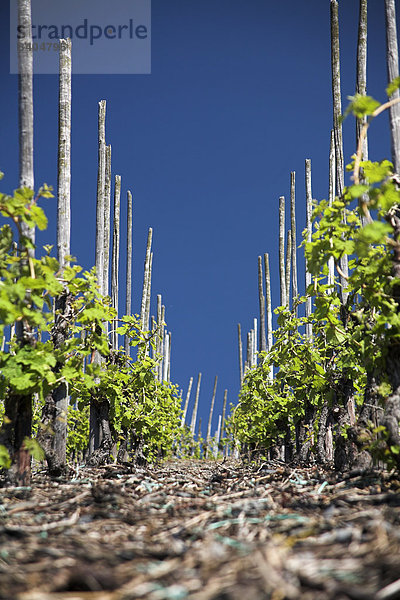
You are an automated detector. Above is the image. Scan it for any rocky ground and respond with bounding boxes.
[0,459,400,600]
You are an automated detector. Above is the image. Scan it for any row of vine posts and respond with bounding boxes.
[2,0,227,486]
[234,0,400,472]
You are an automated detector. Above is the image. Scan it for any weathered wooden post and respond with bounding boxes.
[279,196,286,307]
[37,37,72,477]
[330,0,348,303]
[190,373,202,437]
[156,294,162,378]
[124,191,133,357]
[290,171,298,310]
[162,330,170,381]
[285,230,292,308]
[52,37,72,472]
[18,0,34,251]
[111,175,121,351]
[3,0,36,486]
[89,99,106,456]
[356,0,370,227]
[103,145,112,297]
[181,377,193,427]
[205,375,218,458]
[95,100,106,297]
[140,228,153,333]
[237,323,244,385]
[264,252,273,380]
[328,131,336,289]
[145,252,153,337]
[305,159,313,339]
[253,317,258,366]
[385,0,400,174]
[258,257,267,352]
[246,331,252,371]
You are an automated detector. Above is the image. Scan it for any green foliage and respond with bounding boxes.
[345,94,381,119]
[70,317,182,463]
[0,445,11,469]
[233,136,400,465]
[23,437,45,461]
[387,76,400,97]
[67,405,90,460]
[0,176,182,469]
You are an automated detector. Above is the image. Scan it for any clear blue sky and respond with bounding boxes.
[0,1,396,437]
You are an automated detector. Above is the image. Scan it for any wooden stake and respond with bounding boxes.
[159,304,165,381]
[53,36,72,463]
[140,228,153,333]
[285,230,292,309]
[264,253,273,351]
[124,191,133,357]
[181,377,193,427]
[190,373,202,436]
[103,145,112,297]
[357,0,369,227]
[330,0,348,303]
[18,0,35,253]
[57,38,71,270]
[95,100,106,296]
[206,375,218,458]
[162,329,169,381]
[156,294,162,379]
[111,175,121,351]
[264,252,274,381]
[221,389,227,441]
[253,318,258,366]
[305,159,313,339]
[145,252,153,338]
[90,99,106,455]
[279,196,286,307]
[290,171,298,309]
[238,323,244,385]
[328,130,336,289]
[247,330,253,369]
[258,256,267,352]
[385,0,400,174]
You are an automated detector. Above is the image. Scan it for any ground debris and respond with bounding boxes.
[0,460,399,599]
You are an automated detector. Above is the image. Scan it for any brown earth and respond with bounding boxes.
[0,459,400,600]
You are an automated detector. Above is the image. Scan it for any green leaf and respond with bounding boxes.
[346,184,369,199]
[357,221,392,244]
[346,94,381,118]
[0,445,11,469]
[23,438,45,461]
[360,160,392,184]
[387,76,400,97]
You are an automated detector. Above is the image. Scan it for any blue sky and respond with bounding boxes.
[0,1,397,438]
